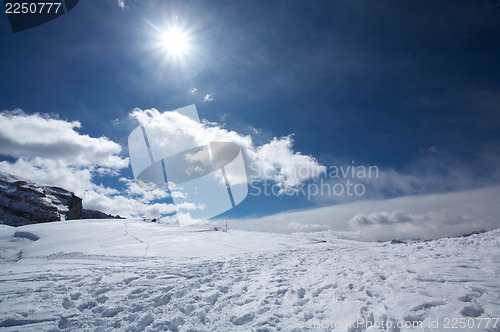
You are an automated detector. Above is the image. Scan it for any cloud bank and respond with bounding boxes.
[223,186,500,241]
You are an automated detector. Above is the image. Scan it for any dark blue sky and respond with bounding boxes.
[1,0,500,220]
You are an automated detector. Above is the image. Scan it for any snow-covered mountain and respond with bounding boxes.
[0,219,498,331]
[0,172,123,226]
[0,171,82,226]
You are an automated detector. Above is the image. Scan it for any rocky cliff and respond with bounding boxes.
[0,171,82,226]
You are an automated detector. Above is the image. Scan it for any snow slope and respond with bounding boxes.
[0,219,499,331]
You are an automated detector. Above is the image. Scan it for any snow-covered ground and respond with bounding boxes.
[0,219,499,331]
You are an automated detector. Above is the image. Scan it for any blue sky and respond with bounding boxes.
[1,0,500,240]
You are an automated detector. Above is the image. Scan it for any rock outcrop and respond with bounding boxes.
[81,209,124,220]
[0,172,82,226]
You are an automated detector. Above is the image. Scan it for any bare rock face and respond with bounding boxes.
[66,194,83,220]
[81,209,124,220]
[0,172,83,226]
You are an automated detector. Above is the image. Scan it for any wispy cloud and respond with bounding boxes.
[188,88,213,103]
[297,143,500,207]
[116,0,126,9]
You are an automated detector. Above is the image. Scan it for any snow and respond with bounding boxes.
[0,219,499,331]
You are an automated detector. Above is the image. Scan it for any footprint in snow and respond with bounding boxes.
[297,288,305,299]
[312,283,336,297]
[92,286,111,298]
[101,307,123,318]
[294,298,309,307]
[460,306,483,317]
[410,301,445,311]
[231,313,254,326]
[205,291,220,305]
[96,295,108,304]
[219,286,229,293]
[58,317,73,329]
[77,300,98,312]
[459,287,483,303]
[152,293,171,307]
[137,313,154,328]
[459,294,474,302]
[123,276,139,285]
[403,313,424,325]
[166,316,185,332]
[62,297,74,309]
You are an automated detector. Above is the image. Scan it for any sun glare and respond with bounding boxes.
[160,28,189,56]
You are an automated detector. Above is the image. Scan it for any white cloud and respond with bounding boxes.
[120,177,171,203]
[82,190,176,219]
[203,94,213,102]
[0,109,128,169]
[222,186,500,241]
[129,108,325,193]
[247,136,326,192]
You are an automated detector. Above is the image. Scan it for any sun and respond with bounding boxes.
[159,28,189,56]
[146,20,197,73]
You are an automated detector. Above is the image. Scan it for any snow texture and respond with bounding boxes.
[0,219,499,331]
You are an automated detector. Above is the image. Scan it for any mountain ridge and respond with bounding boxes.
[0,171,121,226]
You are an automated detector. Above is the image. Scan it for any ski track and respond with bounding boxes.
[0,224,499,331]
[124,221,150,259]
